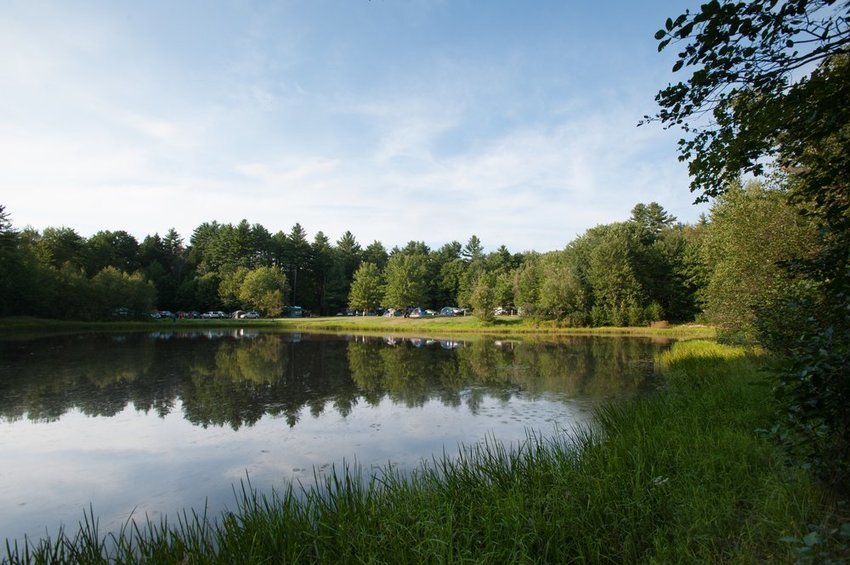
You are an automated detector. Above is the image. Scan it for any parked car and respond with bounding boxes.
[202,310,227,319]
[241,311,260,319]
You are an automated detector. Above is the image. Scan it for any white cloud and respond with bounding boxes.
[0,1,708,252]
[121,113,183,145]
[237,156,340,189]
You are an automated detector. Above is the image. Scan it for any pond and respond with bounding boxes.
[0,330,671,546]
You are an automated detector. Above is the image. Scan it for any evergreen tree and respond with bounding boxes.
[283,223,312,307]
[362,240,389,271]
[85,230,140,276]
[311,231,344,315]
[0,205,34,316]
[461,235,484,262]
[335,231,363,309]
[35,226,87,270]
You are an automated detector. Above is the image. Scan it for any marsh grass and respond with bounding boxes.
[4,340,822,563]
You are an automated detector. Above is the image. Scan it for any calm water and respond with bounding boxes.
[0,330,670,545]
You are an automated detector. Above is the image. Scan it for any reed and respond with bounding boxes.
[5,340,828,563]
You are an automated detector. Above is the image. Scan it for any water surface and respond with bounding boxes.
[0,331,669,544]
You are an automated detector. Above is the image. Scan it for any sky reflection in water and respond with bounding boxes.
[0,331,668,545]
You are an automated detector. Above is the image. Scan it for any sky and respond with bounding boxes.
[1,0,709,253]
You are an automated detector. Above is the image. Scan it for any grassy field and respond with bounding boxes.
[6,340,845,563]
[0,314,716,340]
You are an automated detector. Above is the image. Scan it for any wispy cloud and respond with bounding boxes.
[0,0,707,251]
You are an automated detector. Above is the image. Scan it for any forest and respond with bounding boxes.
[0,185,814,337]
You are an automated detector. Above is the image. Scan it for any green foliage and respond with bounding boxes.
[770,320,850,489]
[651,0,850,488]
[648,0,849,202]
[588,223,645,326]
[470,272,497,323]
[85,230,140,276]
[347,262,383,313]
[90,267,157,318]
[537,252,589,325]
[311,231,345,315]
[218,267,249,310]
[285,223,312,307]
[652,223,705,322]
[361,240,389,271]
[238,267,289,317]
[456,259,482,309]
[436,257,466,307]
[335,231,363,302]
[508,205,701,326]
[136,230,190,310]
[512,254,541,317]
[0,205,26,316]
[492,271,514,311]
[0,202,704,328]
[701,181,820,339]
[34,226,87,271]
[630,201,676,237]
[382,253,430,309]
[461,234,483,262]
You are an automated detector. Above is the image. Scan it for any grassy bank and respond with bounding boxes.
[5,340,837,563]
[0,315,715,340]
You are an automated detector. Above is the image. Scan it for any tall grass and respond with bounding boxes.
[4,340,820,563]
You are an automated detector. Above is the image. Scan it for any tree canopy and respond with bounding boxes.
[650,0,850,488]
[0,201,700,326]
[647,0,849,203]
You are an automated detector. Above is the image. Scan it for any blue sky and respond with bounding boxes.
[1,0,708,252]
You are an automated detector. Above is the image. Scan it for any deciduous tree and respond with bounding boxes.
[348,262,383,314]
[239,266,289,317]
[382,254,429,310]
[470,272,496,324]
[701,181,819,338]
[650,0,850,485]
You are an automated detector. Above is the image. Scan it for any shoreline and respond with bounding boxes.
[4,340,833,563]
[0,315,716,340]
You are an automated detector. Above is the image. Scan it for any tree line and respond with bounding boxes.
[1,190,812,331]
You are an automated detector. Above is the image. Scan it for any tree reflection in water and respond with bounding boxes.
[0,332,670,430]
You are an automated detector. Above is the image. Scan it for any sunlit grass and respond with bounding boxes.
[0,314,716,340]
[5,339,831,563]
[276,314,716,338]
